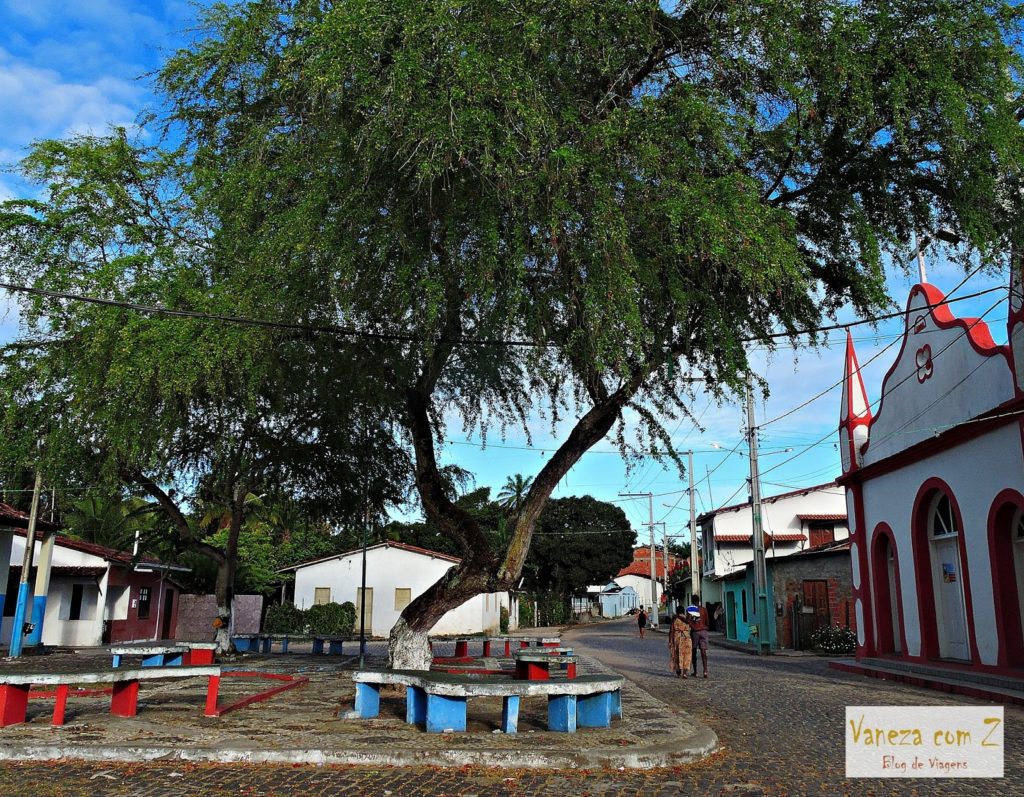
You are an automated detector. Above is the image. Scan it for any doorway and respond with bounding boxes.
[928,493,969,660]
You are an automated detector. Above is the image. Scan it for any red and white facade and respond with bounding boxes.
[839,263,1024,676]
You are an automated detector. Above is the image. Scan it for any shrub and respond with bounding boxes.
[264,602,305,634]
[500,606,510,634]
[810,623,857,655]
[306,601,355,635]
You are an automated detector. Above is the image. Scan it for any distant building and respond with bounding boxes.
[280,541,512,637]
[614,545,688,613]
[1,505,186,648]
[573,582,640,618]
[839,266,1024,678]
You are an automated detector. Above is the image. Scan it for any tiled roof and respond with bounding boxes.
[282,540,462,572]
[714,534,751,543]
[797,513,847,522]
[0,501,61,532]
[9,527,168,568]
[765,532,808,542]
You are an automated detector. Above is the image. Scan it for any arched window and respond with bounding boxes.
[931,494,959,537]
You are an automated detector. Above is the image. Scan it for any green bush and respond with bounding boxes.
[500,606,510,634]
[306,601,356,635]
[810,623,857,655]
[264,602,305,634]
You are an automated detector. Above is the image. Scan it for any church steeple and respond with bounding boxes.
[839,331,872,473]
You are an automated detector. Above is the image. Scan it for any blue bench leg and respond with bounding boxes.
[329,641,343,655]
[165,652,184,667]
[577,692,612,728]
[501,696,520,734]
[312,639,324,655]
[112,654,122,668]
[141,654,161,667]
[261,637,272,654]
[281,638,290,653]
[425,694,467,733]
[407,686,427,726]
[548,694,577,732]
[611,689,622,719]
[354,683,381,718]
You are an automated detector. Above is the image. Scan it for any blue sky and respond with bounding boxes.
[0,1,1013,538]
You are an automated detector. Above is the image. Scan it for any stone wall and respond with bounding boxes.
[770,550,856,650]
[174,594,263,641]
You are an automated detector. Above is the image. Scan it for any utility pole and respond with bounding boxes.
[746,377,768,655]
[619,491,657,625]
[655,522,669,616]
[688,449,699,603]
[9,471,43,658]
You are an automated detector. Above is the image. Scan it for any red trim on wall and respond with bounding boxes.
[869,523,908,656]
[846,484,875,659]
[910,478,980,664]
[987,489,1024,669]
[861,283,1012,463]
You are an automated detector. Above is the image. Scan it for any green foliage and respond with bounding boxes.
[306,601,356,635]
[499,605,510,634]
[810,624,857,656]
[264,602,305,634]
[522,496,636,597]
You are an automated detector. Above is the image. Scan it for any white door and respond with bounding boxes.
[886,543,902,654]
[929,494,969,660]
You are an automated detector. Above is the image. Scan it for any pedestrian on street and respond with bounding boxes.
[637,606,648,639]
[668,607,692,677]
[687,595,710,678]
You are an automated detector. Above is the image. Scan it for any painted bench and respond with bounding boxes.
[110,643,189,668]
[311,635,367,655]
[349,669,621,734]
[0,666,221,727]
[513,651,578,680]
[429,636,562,658]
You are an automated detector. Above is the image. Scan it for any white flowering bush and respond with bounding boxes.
[809,624,857,655]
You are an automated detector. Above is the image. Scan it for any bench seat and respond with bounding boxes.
[350,669,621,734]
[110,643,190,668]
[0,666,221,727]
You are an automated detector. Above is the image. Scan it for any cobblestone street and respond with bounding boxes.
[1,619,1020,795]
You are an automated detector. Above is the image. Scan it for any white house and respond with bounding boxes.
[282,541,511,637]
[2,507,186,648]
[697,483,849,606]
[839,266,1024,677]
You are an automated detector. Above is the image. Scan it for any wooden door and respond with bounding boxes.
[356,587,373,636]
[802,580,830,638]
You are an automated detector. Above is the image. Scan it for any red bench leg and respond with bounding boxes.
[52,684,69,726]
[482,640,492,657]
[0,684,30,727]
[110,680,139,717]
[567,662,577,679]
[205,675,221,717]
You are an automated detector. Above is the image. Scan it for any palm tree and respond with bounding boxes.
[496,474,533,511]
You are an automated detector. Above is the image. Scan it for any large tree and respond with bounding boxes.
[3,1,1023,668]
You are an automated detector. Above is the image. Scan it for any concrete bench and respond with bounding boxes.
[0,666,221,727]
[311,635,366,655]
[514,651,578,680]
[232,633,308,653]
[349,669,621,734]
[110,643,189,668]
[482,636,561,657]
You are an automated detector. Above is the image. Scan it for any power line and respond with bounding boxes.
[0,280,1006,350]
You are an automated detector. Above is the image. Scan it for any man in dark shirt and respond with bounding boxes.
[687,594,710,678]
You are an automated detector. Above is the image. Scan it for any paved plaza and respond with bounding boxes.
[1,618,1021,795]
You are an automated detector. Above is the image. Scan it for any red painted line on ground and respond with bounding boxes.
[209,675,310,717]
[222,671,295,681]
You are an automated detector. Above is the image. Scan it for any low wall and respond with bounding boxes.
[174,594,263,641]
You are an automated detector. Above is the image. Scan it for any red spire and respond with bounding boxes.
[839,330,872,473]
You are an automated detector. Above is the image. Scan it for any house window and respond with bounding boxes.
[137,587,151,619]
[809,525,835,548]
[314,587,331,606]
[395,588,412,611]
[69,584,84,621]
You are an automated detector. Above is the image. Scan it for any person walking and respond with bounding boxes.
[637,606,648,639]
[687,595,710,678]
[668,607,693,677]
